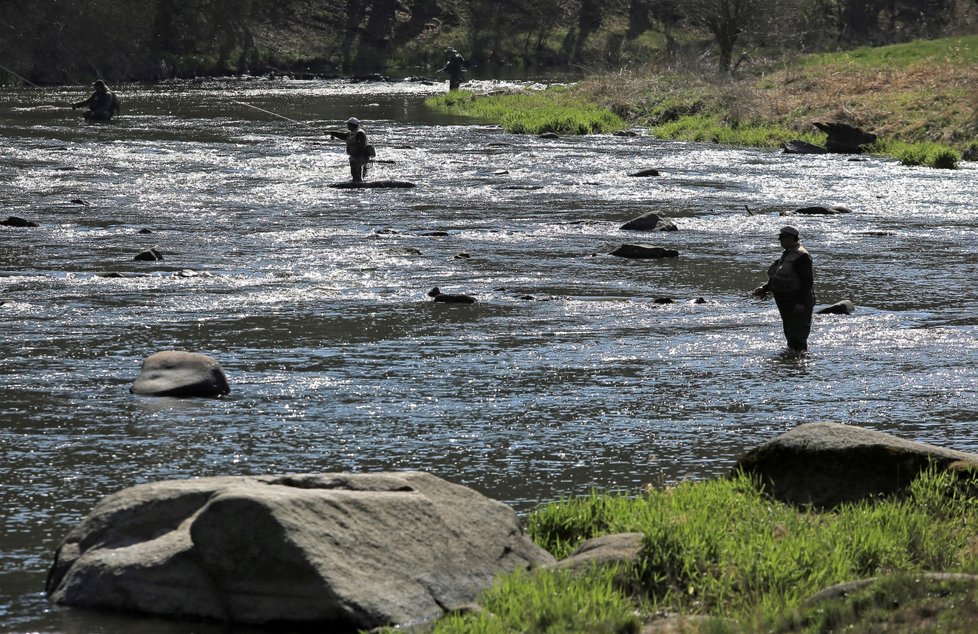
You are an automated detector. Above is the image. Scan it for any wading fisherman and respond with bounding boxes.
[328,117,373,182]
[72,80,120,121]
[752,225,815,352]
[438,47,467,91]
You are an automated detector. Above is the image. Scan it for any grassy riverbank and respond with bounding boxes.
[426,468,978,633]
[426,35,978,168]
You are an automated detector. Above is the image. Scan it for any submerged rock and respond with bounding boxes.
[620,212,677,231]
[628,168,660,177]
[46,472,554,629]
[783,140,827,155]
[134,247,164,261]
[1,216,39,227]
[428,287,476,303]
[818,300,856,315]
[131,350,230,398]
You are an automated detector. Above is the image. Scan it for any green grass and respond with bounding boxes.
[425,89,626,135]
[432,567,643,634]
[802,35,978,70]
[874,139,962,168]
[650,114,826,148]
[435,468,978,633]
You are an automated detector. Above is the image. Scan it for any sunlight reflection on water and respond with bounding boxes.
[1,77,977,632]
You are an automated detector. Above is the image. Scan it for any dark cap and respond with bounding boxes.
[779,225,799,237]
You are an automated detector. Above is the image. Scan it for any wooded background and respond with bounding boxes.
[1,0,976,84]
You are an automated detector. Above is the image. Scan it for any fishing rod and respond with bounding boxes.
[232,99,395,165]
[231,99,317,129]
[0,63,41,88]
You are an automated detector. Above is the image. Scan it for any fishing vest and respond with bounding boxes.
[767,245,810,294]
[346,129,367,158]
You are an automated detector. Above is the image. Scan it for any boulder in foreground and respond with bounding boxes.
[46,471,555,630]
[131,350,230,397]
[733,422,978,508]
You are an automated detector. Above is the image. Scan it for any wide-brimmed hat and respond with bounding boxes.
[345,117,360,126]
[779,225,800,237]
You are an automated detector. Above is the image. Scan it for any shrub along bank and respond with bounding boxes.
[424,468,978,633]
[426,35,978,169]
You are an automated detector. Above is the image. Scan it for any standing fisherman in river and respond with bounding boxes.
[71,80,120,121]
[438,47,467,91]
[327,117,374,182]
[752,225,816,353]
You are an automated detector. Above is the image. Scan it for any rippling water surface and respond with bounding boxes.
[2,77,977,632]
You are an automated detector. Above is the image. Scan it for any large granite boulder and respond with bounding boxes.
[733,423,978,508]
[131,350,230,397]
[46,472,555,630]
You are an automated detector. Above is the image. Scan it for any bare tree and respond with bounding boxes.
[681,0,800,72]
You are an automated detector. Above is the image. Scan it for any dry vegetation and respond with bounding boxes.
[570,36,978,153]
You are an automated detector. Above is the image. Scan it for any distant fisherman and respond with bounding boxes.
[327,117,374,182]
[752,225,816,353]
[438,47,467,91]
[72,80,120,121]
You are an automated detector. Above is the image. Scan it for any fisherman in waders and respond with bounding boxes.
[72,80,120,121]
[327,117,373,182]
[752,225,815,352]
[438,47,467,91]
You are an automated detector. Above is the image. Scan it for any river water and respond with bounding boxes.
[1,76,976,632]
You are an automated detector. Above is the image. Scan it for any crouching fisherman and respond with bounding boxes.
[72,80,121,121]
[327,117,375,182]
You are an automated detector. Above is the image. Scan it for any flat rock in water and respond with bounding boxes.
[46,472,554,629]
[131,350,230,397]
[733,422,978,508]
[609,244,680,259]
[788,205,852,215]
[329,180,416,189]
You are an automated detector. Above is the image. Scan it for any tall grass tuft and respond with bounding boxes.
[525,468,978,628]
[432,567,643,634]
[879,140,961,169]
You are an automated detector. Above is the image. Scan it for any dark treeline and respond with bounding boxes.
[1,0,975,84]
